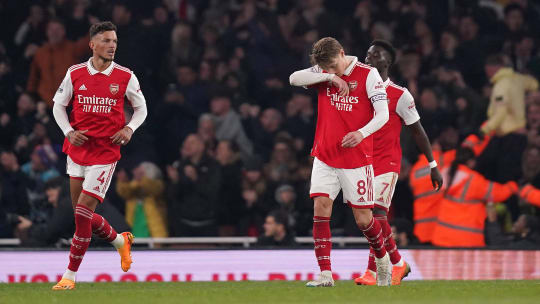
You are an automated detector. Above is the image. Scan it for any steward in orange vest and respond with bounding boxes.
[410,134,491,243]
[431,147,518,247]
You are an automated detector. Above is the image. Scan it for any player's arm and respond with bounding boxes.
[342,69,389,147]
[399,89,443,190]
[111,72,148,145]
[289,65,349,96]
[52,70,88,146]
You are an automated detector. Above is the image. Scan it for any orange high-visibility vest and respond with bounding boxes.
[461,133,492,156]
[519,184,540,208]
[431,165,518,247]
[410,150,455,243]
[410,133,491,243]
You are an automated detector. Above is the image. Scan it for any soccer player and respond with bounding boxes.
[290,37,392,286]
[354,40,443,286]
[51,21,148,290]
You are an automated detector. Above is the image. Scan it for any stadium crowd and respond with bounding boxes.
[0,0,539,248]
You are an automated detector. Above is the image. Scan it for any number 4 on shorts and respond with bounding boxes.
[97,171,106,185]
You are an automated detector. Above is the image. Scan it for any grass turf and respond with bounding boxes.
[1,280,539,304]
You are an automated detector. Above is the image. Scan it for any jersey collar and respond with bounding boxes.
[383,78,392,88]
[87,58,115,76]
[343,56,358,76]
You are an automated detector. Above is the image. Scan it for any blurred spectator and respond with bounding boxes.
[26,19,90,107]
[256,209,297,247]
[264,139,298,183]
[117,162,168,238]
[0,150,30,238]
[209,92,253,157]
[175,63,209,116]
[163,23,201,83]
[13,4,47,51]
[197,114,218,156]
[242,107,284,161]
[215,140,243,236]
[238,155,273,236]
[21,145,60,210]
[477,54,538,183]
[15,177,73,246]
[284,93,316,156]
[166,134,221,236]
[390,218,416,247]
[486,207,540,248]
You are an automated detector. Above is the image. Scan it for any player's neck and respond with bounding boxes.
[91,56,113,72]
[379,69,389,82]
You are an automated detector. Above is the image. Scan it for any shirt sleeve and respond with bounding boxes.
[289,65,334,88]
[125,72,148,132]
[52,70,73,106]
[358,98,389,138]
[125,72,146,107]
[365,68,386,100]
[395,88,420,125]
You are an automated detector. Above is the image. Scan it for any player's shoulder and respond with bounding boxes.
[68,62,87,73]
[387,80,407,92]
[112,63,133,75]
[354,61,376,73]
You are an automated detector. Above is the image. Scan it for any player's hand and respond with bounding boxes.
[341,131,364,148]
[110,126,133,146]
[431,167,443,191]
[331,75,349,97]
[67,130,89,146]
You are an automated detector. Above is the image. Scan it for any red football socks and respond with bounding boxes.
[313,216,332,272]
[361,216,387,259]
[91,213,118,243]
[68,204,93,272]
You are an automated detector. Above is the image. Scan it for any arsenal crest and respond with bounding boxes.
[348,81,358,91]
[109,83,119,95]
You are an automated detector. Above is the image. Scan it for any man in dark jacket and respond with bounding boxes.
[167,134,222,236]
[16,177,130,247]
[256,210,297,247]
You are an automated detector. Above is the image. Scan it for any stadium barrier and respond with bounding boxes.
[1,249,539,283]
[0,237,368,248]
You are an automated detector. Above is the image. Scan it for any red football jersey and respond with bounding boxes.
[53,59,146,166]
[310,57,387,169]
[372,79,420,176]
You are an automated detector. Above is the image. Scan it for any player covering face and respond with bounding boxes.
[353,40,443,286]
[290,37,393,286]
[51,21,148,290]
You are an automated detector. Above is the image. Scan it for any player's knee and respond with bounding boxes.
[353,209,372,228]
[77,193,99,211]
[313,196,333,216]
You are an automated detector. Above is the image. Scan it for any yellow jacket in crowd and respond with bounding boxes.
[481,68,538,136]
[117,177,168,238]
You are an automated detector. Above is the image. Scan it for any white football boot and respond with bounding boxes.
[375,252,392,286]
[306,270,335,287]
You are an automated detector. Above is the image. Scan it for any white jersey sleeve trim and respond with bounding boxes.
[52,70,73,106]
[289,65,334,87]
[358,97,389,138]
[125,72,147,132]
[52,103,74,136]
[365,68,386,99]
[395,88,420,125]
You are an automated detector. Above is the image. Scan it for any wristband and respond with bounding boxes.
[429,160,437,169]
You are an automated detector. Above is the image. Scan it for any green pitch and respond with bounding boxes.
[1,280,539,304]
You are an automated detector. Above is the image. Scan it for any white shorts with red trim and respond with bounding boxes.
[66,156,117,202]
[373,172,398,211]
[309,157,374,209]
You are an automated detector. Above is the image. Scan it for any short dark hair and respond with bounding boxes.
[504,3,524,17]
[268,210,289,229]
[485,54,509,67]
[310,37,343,68]
[370,39,397,65]
[89,21,117,39]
